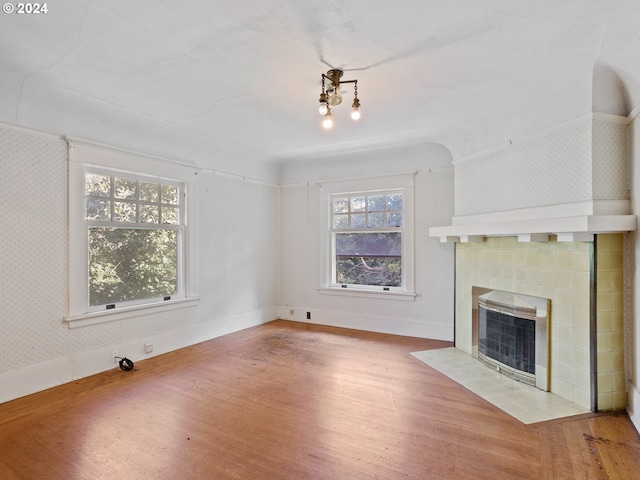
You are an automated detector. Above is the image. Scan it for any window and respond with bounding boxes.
[331,191,403,287]
[66,141,198,327]
[84,169,184,308]
[320,174,415,300]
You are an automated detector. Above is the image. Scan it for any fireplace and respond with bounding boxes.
[455,236,626,411]
[472,287,550,391]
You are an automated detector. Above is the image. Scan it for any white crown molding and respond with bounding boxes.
[593,112,631,125]
[627,104,640,124]
[271,131,445,163]
[66,136,199,170]
[0,120,62,140]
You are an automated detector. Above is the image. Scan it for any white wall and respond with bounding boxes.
[277,142,456,340]
[0,123,279,403]
[628,115,640,431]
[453,115,629,220]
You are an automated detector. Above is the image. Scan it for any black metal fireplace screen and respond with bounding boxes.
[472,288,550,391]
[479,306,536,375]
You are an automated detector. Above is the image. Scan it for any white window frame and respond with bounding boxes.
[318,174,416,301]
[65,141,199,328]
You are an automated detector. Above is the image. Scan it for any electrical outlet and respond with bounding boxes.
[306,311,311,320]
[112,350,118,365]
[289,309,294,316]
[144,343,153,354]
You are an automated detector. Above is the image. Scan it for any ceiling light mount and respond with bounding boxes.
[318,68,360,128]
[325,69,344,89]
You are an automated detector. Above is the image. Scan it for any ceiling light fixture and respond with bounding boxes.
[318,69,360,128]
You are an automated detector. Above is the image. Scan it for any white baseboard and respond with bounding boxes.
[0,307,277,405]
[277,305,453,341]
[0,304,452,405]
[628,382,640,434]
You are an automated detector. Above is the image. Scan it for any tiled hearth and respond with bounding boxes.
[412,348,589,424]
[454,234,625,412]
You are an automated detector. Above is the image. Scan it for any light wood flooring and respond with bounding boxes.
[0,320,639,479]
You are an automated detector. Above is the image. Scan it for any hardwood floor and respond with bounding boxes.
[0,320,638,479]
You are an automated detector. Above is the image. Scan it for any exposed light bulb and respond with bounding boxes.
[318,102,328,116]
[351,97,361,120]
[322,107,333,129]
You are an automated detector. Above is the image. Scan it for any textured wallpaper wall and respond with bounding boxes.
[0,127,68,369]
[454,115,629,217]
[0,124,279,379]
[592,117,629,200]
[278,168,456,341]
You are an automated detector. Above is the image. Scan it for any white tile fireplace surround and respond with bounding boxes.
[455,235,625,412]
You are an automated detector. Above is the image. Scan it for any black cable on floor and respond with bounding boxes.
[114,356,134,371]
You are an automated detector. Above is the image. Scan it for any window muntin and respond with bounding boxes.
[330,190,404,289]
[84,169,185,310]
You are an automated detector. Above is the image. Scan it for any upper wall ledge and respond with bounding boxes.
[429,214,636,243]
[430,112,633,243]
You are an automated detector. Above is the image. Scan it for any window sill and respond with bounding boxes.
[64,297,200,329]
[317,287,416,301]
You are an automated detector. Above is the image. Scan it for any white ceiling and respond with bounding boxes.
[2,0,640,182]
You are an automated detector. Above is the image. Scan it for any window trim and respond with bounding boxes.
[65,140,199,327]
[83,167,186,312]
[64,297,199,329]
[317,286,416,301]
[319,173,416,299]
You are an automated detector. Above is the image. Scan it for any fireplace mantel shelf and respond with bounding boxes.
[429,214,637,243]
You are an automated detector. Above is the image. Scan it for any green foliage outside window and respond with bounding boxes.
[89,228,178,306]
[85,171,183,307]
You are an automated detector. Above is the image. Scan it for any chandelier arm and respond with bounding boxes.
[322,72,357,87]
[321,77,358,86]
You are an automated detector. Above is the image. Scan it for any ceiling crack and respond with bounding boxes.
[14,0,93,123]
